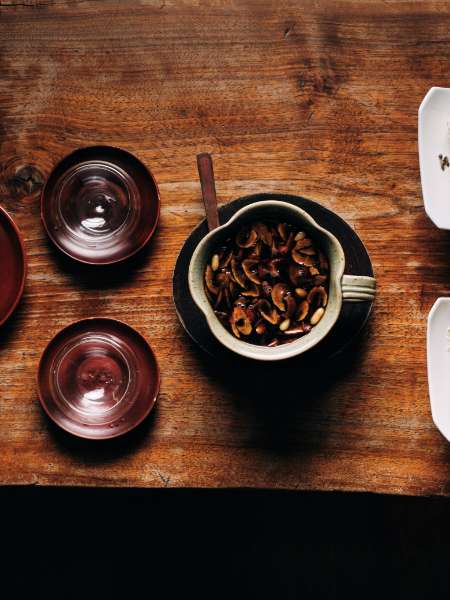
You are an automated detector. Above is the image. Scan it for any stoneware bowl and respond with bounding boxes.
[188,200,376,361]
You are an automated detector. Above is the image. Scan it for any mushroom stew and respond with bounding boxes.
[203,220,330,347]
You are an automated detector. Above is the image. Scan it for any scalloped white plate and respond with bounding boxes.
[427,297,450,441]
[419,87,450,229]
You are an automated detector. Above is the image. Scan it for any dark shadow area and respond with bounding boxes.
[44,233,157,291]
[3,487,450,599]
[188,328,370,454]
[41,401,158,465]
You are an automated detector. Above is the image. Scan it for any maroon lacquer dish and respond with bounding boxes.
[38,318,160,439]
[0,206,27,327]
[41,146,160,265]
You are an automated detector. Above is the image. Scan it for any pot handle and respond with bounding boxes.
[342,275,376,302]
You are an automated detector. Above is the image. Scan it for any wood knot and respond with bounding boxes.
[7,165,44,198]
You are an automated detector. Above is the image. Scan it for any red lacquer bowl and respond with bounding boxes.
[41,146,160,265]
[0,206,27,327]
[38,318,160,439]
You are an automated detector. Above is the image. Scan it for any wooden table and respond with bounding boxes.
[1,0,449,495]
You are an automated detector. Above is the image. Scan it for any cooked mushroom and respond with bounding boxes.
[267,258,285,278]
[277,223,288,241]
[241,282,260,297]
[295,238,312,249]
[296,300,309,321]
[257,299,280,325]
[307,286,328,308]
[255,320,267,335]
[204,218,329,346]
[205,264,219,295]
[295,287,307,298]
[271,283,289,311]
[231,306,252,335]
[291,249,315,267]
[242,258,261,285]
[236,227,258,248]
[219,249,233,269]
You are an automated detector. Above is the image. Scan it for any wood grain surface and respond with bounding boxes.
[0,0,449,494]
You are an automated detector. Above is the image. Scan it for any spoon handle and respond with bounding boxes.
[197,152,220,232]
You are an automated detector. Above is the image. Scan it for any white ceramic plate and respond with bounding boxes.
[427,297,450,441]
[419,87,450,229]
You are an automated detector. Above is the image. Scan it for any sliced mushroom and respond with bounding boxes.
[296,300,309,322]
[295,238,312,249]
[230,318,241,338]
[205,264,219,295]
[242,258,261,285]
[231,306,252,336]
[219,249,233,269]
[307,286,328,308]
[277,223,289,241]
[240,282,259,297]
[255,320,267,335]
[294,231,306,241]
[267,258,285,278]
[231,257,247,288]
[257,299,280,325]
[271,283,289,311]
[295,287,308,298]
[236,227,258,248]
[291,249,315,267]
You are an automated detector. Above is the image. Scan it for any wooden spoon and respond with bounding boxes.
[197,152,220,232]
